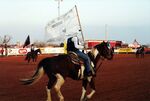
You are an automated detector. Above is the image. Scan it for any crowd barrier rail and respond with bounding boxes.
[1,47,149,56]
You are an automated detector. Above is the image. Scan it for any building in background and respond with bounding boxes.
[85,40,122,49]
[128,39,140,48]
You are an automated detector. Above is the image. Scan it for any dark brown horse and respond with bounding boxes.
[25,48,42,63]
[20,42,113,101]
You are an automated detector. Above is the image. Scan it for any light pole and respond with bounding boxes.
[55,0,63,17]
[105,24,108,41]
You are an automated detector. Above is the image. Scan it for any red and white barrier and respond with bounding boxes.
[0,47,65,56]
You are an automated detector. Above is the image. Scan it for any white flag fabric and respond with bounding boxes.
[45,6,83,45]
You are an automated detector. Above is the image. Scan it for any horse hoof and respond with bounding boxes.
[82,95,88,101]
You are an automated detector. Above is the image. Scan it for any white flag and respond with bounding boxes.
[45,6,82,45]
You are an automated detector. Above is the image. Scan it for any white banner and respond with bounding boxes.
[45,6,83,45]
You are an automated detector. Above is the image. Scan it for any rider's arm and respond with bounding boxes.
[72,37,84,49]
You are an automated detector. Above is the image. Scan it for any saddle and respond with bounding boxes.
[68,51,84,65]
[68,51,85,79]
[68,51,95,79]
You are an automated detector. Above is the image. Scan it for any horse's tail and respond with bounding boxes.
[20,65,44,85]
[25,54,28,60]
[25,52,30,60]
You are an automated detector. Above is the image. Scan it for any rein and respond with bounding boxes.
[93,47,105,72]
[95,56,104,72]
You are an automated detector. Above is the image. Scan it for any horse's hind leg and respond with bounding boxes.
[25,55,27,60]
[32,57,34,62]
[142,53,144,58]
[28,58,30,63]
[46,74,57,101]
[46,86,52,101]
[35,56,38,62]
[54,74,65,101]
[80,79,88,101]
[136,54,139,58]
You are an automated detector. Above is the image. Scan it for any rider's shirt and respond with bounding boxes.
[67,36,84,52]
[31,46,35,52]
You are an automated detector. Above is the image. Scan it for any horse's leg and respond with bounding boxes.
[25,55,27,60]
[46,86,52,101]
[35,55,38,62]
[25,53,29,60]
[32,58,35,62]
[46,74,57,101]
[54,74,65,101]
[135,53,137,58]
[136,53,139,58]
[34,55,36,62]
[87,78,96,99]
[142,53,144,58]
[32,56,34,62]
[28,57,30,63]
[80,79,88,101]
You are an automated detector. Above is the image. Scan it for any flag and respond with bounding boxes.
[23,35,30,48]
[45,6,83,45]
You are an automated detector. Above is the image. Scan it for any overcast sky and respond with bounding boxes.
[0,0,150,44]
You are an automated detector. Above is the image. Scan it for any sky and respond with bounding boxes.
[0,0,150,44]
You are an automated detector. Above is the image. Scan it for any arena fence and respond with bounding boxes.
[114,48,136,54]
[0,47,65,56]
[1,47,149,56]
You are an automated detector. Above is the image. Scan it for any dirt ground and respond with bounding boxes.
[0,54,150,101]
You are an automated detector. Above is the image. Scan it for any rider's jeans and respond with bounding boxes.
[75,50,91,73]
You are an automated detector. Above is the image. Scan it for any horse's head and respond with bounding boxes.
[91,41,113,60]
[36,49,42,54]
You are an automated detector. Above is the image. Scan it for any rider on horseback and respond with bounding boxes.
[67,35,95,77]
[31,44,35,53]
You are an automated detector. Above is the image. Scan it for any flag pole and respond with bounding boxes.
[75,5,85,42]
[57,0,60,17]
[55,0,62,17]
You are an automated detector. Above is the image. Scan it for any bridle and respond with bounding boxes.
[90,43,110,72]
[93,50,104,72]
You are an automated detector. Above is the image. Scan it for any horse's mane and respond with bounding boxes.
[87,52,95,62]
[94,42,104,54]
[94,42,107,48]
